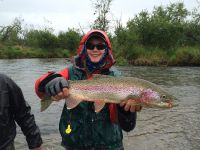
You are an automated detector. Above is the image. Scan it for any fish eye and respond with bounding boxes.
[161,95,166,99]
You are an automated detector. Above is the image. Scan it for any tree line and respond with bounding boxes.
[0,2,200,65]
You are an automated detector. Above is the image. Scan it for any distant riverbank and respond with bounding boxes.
[1,2,199,67]
[0,45,199,66]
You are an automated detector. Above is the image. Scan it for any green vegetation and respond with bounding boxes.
[0,2,200,66]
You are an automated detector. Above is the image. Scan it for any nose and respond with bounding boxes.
[93,46,98,51]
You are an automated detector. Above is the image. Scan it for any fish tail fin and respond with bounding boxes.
[40,97,53,112]
[65,95,82,110]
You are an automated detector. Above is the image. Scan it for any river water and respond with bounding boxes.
[0,58,199,150]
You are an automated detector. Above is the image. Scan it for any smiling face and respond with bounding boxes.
[86,37,106,63]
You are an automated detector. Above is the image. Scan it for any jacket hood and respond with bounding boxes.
[72,29,116,74]
[77,29,112,54]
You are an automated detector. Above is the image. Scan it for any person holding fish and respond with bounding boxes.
[35,29,142,150]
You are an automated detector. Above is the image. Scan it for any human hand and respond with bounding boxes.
[45,77,69,101]
[119,99,142,112]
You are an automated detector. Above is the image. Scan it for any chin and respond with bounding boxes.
[89,57,102,63]
[91,59,101,63]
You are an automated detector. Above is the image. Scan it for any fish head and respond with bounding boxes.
[141,89,177,108]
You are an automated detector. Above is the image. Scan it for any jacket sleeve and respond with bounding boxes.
[117,105,137,132]
[7,76,43,149]
[35,68,69,99]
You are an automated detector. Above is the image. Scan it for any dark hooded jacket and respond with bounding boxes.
[0,74,42,150]
[35,29,136,150]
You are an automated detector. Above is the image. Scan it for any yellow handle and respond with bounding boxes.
[65,124,72,134]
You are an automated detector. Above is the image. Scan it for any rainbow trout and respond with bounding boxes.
[41,75,177,112]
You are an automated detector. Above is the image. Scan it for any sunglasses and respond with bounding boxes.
[86,43,107,50]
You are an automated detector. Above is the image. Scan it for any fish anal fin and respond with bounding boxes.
[40,97,53,112]
[65,95,82,110]
[94,100,106,113]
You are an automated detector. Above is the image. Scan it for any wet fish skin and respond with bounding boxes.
[41,75,177,112]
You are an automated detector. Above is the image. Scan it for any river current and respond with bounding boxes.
[0,58,199,150]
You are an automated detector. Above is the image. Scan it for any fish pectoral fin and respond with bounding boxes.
[94,100,105,113]
[40,97,53,112]
[126,95,140,101]
[65,95,82,109]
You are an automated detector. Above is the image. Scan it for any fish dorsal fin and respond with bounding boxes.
[92,74,113,80]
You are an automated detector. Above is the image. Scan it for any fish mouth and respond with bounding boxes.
[164,100,178,108]
[170,102,179,107]
[148,100,177,108]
